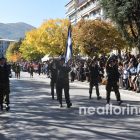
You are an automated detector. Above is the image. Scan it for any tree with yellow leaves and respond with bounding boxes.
[20,19,70,61]
[6,39,22,62]
[73,19,128,57]
[20,29,44,61]
[37,19,71,55]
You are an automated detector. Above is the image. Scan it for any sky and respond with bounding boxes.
[0,0,69,27]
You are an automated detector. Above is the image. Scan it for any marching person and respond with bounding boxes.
[70,63,76,82]
[89,59,102,100]
[29,63,34,78]
[15,63,21,79]
[48,59,58,100]
[38,63,41,75]
[0,57,10,111]
[106,57,123,105]
[56,57,72,108]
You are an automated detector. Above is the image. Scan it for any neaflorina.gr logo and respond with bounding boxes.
[79,104,140,116]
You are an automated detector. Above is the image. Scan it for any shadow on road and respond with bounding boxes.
[0,77,140,140]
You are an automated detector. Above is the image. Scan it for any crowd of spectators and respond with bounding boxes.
[11,52,140,93]
[68,52,140,93]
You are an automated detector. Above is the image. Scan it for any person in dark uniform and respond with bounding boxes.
[70,63,76,82]
[48,59,58,100]
[15,63,21,79]
[0,57,10,111]
[106,58,122,105]
[29,63,34,78]
[56,58,72,108]
[38,63,41,75]
[89,59,102,100]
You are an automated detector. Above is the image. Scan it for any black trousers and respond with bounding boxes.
[106,82,121,103]
[70,71,75,82]
[50,79,57,99]
[89,82,100,97]
[0,85,10,105]
[56,80,71,105]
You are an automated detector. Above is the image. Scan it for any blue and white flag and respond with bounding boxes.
[65,25,72,63]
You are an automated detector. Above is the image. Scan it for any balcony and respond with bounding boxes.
[77,1,100,19]
[89,13,102,20]
[77,0,88,7]
[66,9,77,17]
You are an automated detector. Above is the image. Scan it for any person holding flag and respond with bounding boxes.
[56,25,72,108]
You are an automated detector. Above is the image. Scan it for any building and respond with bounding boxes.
[0,39,16,57]
[65,0,104,25]
[66,0,139,55]
[65,0,77,25]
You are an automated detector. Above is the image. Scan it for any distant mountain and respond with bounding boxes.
[0,22,35,40]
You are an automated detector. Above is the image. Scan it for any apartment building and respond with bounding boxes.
[0,39,16,57]
[66,0,139,55]
[65,0,104,24]
[65,0,77,25]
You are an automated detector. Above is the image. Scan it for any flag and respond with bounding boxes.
[65,25,72,63]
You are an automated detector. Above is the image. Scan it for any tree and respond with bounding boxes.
[38,19,70,55]
[100,0,140,51]
[20,29,44,61]
[20,19,70,61]
[6,39,22,62]
[73,19,127,56]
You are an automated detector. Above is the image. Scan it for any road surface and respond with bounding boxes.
[0,72,140,140]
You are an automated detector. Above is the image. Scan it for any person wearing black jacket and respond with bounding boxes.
[0,57,10,111]
[56,58,72,108]
[48,59,58,100]
[106,58,122,105]
[89,60,102,100]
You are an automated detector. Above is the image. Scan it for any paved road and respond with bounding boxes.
[0,72,140,140]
